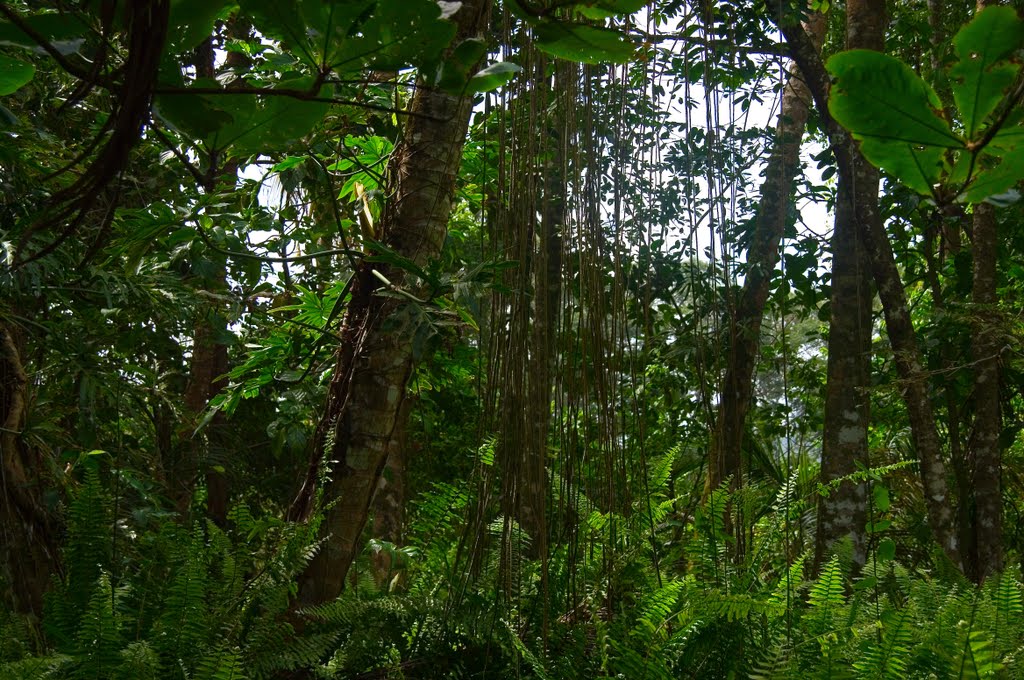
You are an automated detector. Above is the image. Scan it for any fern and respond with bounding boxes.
[853,607,912,679]
[995,570,1024,618]
[505,620,550,680]
[749,642,793,680]
[47,467,112,646]
[73,572,122,680]
[952,628,1002,679]
[634,579,685,636]
[809,557,846,610]
[194,647,246,680]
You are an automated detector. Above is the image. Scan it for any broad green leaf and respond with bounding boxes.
[436,39,487,92]
[534,22,635,64]
[950,6,1024,139]
[576,0,648,20]
[0,12,89,52]
[156,78,328,155]
[873,484,890,512]
[469,62,522,93]
[828,50,961,194]
[827,50,960,149]
[877,538,896,562]
[238,0,316,65]
[858,138,945,194]
[962,151,1024,203]
[168,0,232,53]
[989,121,1024,153]
[866,519,892,533]
[271,156,307,172]
[239,0,455,73]
[153,91,236,139]
[0,55,34,95]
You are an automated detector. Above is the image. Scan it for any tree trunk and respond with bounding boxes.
[779,8,962,570]
[815,161,874,572]
[968,202,1002,580]
[370,398,411,589]
[813,0,881,574]
[169,29,252,524]
[0,324,61,618]
[706,10,824,506]
[288,0,491,607]
[181,302,230,523]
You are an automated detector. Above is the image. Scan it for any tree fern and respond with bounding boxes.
[994,569,1024,618]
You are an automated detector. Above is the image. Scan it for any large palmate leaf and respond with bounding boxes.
[949,6,1024,139]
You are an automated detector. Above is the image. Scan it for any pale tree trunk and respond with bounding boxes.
[780,8,962,570]
[1,324,61,618]
[813,0,882,573]
[706,10,825,514]
[288,0,491,607]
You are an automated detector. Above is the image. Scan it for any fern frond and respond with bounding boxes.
[952,628,1002,680]
[854,607,912,679]
[809,557,846,611]
[194,646,246,680]
[73,572,122,680]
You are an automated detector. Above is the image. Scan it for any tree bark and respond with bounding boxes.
[1,324,62,618]
[706,10,824,504]
[370,398,411,589]
[169,28,251,525]
[288,0,491,607]
[779,8,962,570]
[181,302,230,523]
[815,160,874,572]
[813,0,881,574]
[968,202,1002,580]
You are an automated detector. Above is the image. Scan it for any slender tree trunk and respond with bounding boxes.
[170,28,252,524]
[706,11,824,499]
[181,302,229,522]
[813,0,881,573]
[968,202,1002,580]
[779,8,962,570]
[288,0,491,607]
[0,324,61,618]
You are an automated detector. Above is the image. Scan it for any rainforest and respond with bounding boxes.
[3,0,1024,677]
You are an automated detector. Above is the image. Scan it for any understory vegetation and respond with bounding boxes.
[3,0,1024,677]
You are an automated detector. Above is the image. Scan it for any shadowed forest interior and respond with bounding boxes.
[4,0,1024,677]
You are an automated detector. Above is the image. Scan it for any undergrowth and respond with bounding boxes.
[2,460,1022,678]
